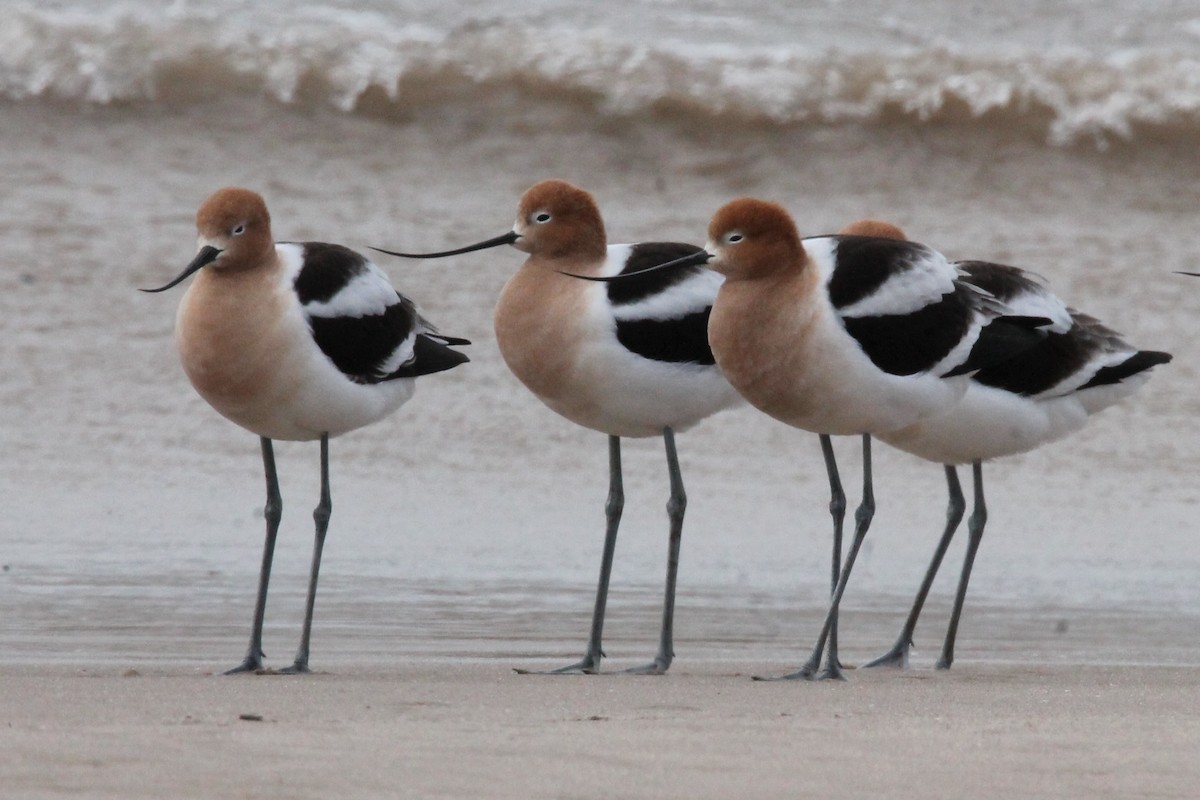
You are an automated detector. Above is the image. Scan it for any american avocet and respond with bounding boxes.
[142,187,469,674]
[837,220,1172,670]
[578,198,1050,680]
[373,179,742,674]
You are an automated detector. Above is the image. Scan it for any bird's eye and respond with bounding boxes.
[533,211,552,224]
[232,224,246,236]
[727,232,744,244]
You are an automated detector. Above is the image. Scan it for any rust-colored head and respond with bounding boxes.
[703,197,805,281]
[143,187,276,293]
[838,218,908,240]
[512,179,607,263]
[194,187,274,266]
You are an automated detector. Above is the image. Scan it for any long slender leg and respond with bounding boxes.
[864,464,965,669]
[627,426,685,675]
[937,460,986,670]
[226,437,282,675]
[281,433,332,674]
[516,435,623,675]
[819,434,846,671]
[757,434,875,681]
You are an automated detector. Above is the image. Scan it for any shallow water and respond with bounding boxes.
[1,2,1198,671]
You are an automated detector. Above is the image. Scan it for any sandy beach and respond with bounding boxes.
[4,94,1200,796]
[2,662,1198,799]
[4,2,1200,796]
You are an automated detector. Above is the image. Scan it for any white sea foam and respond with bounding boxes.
[3,3,1199,146]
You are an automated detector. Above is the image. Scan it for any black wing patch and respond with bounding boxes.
[827,236,934,310]
[292,242,371,305]
[950,261,1171,395]
[309,297,419,384]
[970,319,1170,396]
[944,316,1051,377]
[296,242,469,382]
[310,298,470,383]
[606,242,707,308]
[390,334,471,378]
[1078,350,1172,390]
[615,310,716,366]
[967,328,1090,395]
[955,260,1042,303]
[949,260,1067,391]
[839,285,974,376]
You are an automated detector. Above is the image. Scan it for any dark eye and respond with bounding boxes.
[533,211,551,224]
[727,233,744,244]
[232,224,246,236]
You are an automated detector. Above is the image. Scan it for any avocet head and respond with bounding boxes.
[143,187,273,293]
[703,198,805,281]
[510,179,606,261]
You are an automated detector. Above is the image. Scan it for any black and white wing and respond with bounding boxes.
[812,235,1045,379]
[958,260,1170,400]
[604,242,722,366]
[287,242,469,383]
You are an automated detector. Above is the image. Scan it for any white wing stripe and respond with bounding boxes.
[611,270,723,322]
[305,265,398,319]
[839,251,958,319]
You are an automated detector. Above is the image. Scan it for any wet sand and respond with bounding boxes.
[2,97,1199,796]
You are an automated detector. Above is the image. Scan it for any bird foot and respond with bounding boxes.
[623,657,671,675]
[862,642,911,670]
[814,663,849,681]
[223,653,266,675]
[752,663,818,682]
[514,655,602,675]
[278,660,312,675]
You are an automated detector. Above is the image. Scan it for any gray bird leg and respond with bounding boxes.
[819,434,846,671]
[516,435,623,675]
[863,464,965,669]
[937,460,986,670]
[627,426,685,675]
[281,433,332,674]
[757,435,875,682]
[225,437,282,675]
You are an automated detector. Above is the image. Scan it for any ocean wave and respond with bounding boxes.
[4,4,1200,147]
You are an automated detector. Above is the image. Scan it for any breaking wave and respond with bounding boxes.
[4,4,1200,147]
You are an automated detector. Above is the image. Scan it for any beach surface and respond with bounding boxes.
[3,662,1199,800]
[3,1,1200,796]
